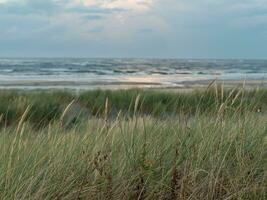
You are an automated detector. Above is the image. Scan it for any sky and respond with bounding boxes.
[0,0,267,59]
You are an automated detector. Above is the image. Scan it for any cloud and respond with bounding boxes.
[66,5,125,14]
[83,14,104,20]
[0,0,63,15]
[138,28,154,33]
[0,0,124,15]
[74,0,152,11]
[89,26,103,33]
[0,0,267,58]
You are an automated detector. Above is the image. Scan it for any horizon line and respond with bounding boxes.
[0,56,267,61]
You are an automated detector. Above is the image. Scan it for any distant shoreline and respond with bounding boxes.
[0,79,266,90]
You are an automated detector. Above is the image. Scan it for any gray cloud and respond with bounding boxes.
[0,0,267,58]
[0,0,125,16]
[66,6,125,14]
[84,14,104,20]
[89,26,104,33]
[138,28,154,33]
[0,0,63,15]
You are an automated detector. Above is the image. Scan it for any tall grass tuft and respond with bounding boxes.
[0,87,266,199]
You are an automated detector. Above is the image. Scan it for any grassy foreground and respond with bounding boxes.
[0,87,266,199]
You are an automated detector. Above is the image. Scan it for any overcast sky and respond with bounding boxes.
[0,0,267,58]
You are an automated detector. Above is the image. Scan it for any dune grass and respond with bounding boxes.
[0,86,266,199]
[0,87,266,127]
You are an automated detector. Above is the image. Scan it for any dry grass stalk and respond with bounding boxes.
[60,100,75,127]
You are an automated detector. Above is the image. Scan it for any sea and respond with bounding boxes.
[0,58,266,90]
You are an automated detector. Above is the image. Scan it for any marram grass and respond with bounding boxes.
[0,88,266,199]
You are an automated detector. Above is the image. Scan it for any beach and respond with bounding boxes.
[0,58,266,199]
[1,79,266,91]
[0,58,266,90]
[2,0,267,198]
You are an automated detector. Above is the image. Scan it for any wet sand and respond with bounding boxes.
[0,78,266,91]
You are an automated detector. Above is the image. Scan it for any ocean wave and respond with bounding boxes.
[0,58,266,80]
